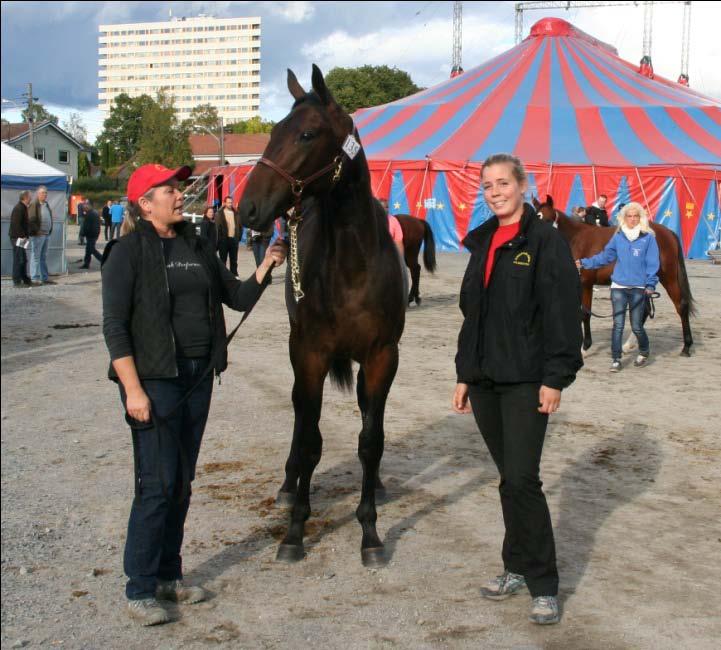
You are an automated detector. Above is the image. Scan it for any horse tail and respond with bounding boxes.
[673,231,696,317]
[329,357,354,392]
[421,221,437,273]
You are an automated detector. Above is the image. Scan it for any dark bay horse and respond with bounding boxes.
[395,214,437,305]
[533,196,695,356]
[238,65,405,567]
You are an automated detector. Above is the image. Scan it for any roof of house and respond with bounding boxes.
[1,121,88,151]
[189,133,269,156]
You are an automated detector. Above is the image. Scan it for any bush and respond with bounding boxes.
[71,176,124,194]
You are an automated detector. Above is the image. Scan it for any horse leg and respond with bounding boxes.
[661,277,694,356]
[276,433,299,507]
[356,345,398,567]
[357,368,385,496]
[276,349,328,563]
[581,280,594,353]
[409,259,421,305]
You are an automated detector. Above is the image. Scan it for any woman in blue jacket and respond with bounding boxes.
[576,202,660,371]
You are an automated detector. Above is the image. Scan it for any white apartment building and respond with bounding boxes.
[98,15,261,123]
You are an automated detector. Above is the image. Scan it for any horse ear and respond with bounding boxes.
[532,196,540,209]
[287,69,306,101]
[311,64,334,105]
[546,195,554,208]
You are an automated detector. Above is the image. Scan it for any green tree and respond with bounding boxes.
[62,112,88,145]
[95,93,156,166]
[227,115,275,134]
[137,89,193,168]
[21,102,59,125]
[183,103,220,134]
[324,65,421,113]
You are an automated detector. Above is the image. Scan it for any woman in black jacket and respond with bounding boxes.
[199,205,218,251]
[102,164,286,627]
[452,154,583,625]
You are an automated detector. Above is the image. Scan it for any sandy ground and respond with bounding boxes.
[2,227,720,650]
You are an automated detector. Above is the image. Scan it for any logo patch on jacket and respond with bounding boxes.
[633,248,641,257]
[513,251,532,266]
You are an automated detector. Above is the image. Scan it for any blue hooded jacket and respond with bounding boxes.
[580,230,660,289]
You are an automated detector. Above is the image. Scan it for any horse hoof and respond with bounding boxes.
[361,546,386,568]
[680,349,691,357]
[276,544,305,563]
[275,491,296,507]
[415,297,422,306]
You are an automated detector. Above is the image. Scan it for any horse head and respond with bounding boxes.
[238,65,357,231]
[533,195,558,224]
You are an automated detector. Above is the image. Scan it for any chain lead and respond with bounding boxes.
[288,215,304,302]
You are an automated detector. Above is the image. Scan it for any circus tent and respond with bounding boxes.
[208,17,721,257]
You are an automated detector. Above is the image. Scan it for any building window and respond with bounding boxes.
[59,150,69,164]
[35,148,45,162]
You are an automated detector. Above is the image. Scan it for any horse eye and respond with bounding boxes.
[299,131,315,142]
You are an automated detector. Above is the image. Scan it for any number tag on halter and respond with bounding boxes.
[342,134,361,159]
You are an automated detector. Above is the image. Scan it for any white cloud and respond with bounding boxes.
[268,1,315,24]
[300,14,513,89]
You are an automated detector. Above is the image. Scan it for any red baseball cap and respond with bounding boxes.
[127,163,193,202]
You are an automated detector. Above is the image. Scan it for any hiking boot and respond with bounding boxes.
[43,279,57,285]
[633,354,649,367]
[610,360,622,372]
[480,571,526,600]
[156,579,206,604]
[126,598,170,626]
[529,596,560,625]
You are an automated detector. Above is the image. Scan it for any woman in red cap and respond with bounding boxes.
[102,163,287,626]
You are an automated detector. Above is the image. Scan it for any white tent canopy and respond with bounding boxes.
[1,142,69,277]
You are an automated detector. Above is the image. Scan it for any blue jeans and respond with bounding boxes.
[111,223,122,239]
[29,234,50,282]
[252,237,270,267]
[120,357,213,600]
[611,288,649,360]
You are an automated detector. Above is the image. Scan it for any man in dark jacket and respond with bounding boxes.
[102,200,113,241]
[9,190,33,287]
[27,186,56,284]
[215,196,243,276]
[79,200,103,269]
[585,194,610,227]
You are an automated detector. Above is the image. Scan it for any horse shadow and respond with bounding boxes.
[554,422,662,604]
[186,412,496,583]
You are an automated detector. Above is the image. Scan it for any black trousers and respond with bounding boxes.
[468,380,558,597]
[219,237,239,276]
[83,237,103,267]
[104,222,111,241]
[12,244,31,285]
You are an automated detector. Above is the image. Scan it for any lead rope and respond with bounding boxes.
[288,210,305,302]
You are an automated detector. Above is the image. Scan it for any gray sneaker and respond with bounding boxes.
[529,596,560,625]
[156,579,206,604]
[126,598,170,626]
[610,359,622,372]
[633,354,649,367]
[480,571,526,600]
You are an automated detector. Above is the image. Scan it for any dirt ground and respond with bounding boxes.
[2,227,720,649]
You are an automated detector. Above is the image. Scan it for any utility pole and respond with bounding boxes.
[22,83,37,158]
[451,1,463,78]
[219,116,225,165]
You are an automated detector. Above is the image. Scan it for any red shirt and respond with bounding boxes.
[484,221,520,287]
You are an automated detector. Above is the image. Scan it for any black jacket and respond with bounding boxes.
[9,201,29,240]
[102,205,112,225]
[200,217,219,250]
[80,209,101,239]
[456,203,583,390]
[27,199,53,236]
[215,206,243,242]
[585,205,610,227]
[102,219,269,381]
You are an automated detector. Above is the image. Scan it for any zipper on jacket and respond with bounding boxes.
[159,238,179,378]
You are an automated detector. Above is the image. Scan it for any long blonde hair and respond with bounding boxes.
[616,202,655,236]
[120,189,157,236]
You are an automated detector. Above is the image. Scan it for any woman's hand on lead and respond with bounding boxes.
[265,240,288,268]
[452,382,472,414]
[126,387,151,423]
[538,385,561,414]
[575,259,582,270]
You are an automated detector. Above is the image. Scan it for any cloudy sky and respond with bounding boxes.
[2,1,720,142]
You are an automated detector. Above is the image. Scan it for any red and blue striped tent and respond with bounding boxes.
[209,17,720,257]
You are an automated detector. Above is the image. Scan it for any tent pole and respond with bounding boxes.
[634,167,651,216]
[676,166,696,204]
[418,158,431,216]
[378,161,392,198]
[546,162,553,201]
[592,165,597,200]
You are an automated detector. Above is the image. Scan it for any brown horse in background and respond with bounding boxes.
[533,196,695,356]
[394,214,437,305]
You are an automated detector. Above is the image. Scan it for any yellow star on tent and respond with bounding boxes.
[393,202,401,211]
[663,209,673,218]
[458,202,467,211]
[416,201,423,209]
[437,202,445,210]
[708,212,716,221]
